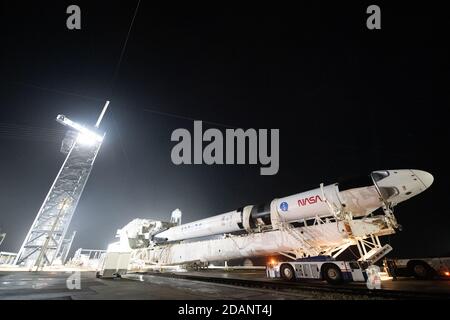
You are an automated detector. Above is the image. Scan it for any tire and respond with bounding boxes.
[322,264,343,285]
[409,261,435,280]
[280,264,296,281]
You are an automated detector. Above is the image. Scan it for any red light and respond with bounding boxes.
[444,271,450,277]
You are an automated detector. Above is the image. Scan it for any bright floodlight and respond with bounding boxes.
[56,115,104,143]
[76,133,96,146]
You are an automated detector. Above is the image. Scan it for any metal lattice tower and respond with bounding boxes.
[58,231,77,265]
[15,102,109,269]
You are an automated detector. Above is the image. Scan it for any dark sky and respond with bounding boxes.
[0,2,449,258]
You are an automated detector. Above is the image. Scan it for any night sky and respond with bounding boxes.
[0,2,449,259]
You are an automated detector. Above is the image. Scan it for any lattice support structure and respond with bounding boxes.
[15,104,108,269]
[56,231,77,265]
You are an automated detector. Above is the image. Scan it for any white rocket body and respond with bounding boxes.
[155,169,433,242]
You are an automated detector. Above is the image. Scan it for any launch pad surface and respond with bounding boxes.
[0,270,449,300]
[0,270,328,300]
[137,269,450,298]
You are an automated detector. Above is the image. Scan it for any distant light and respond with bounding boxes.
[444,271,450,277]
[58,200,72,210]
[380,274,393,281]
[57,115,104,144]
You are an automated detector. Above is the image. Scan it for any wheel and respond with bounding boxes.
[409,261,434,280]
[322,264,343,285]
[280,264,296,281]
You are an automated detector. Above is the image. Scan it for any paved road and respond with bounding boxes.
[0,271,325,300]
[171,269,450,295]
[1,270,448,299]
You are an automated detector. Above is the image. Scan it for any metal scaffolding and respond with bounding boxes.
[15,103,109,269]
[57,231,77,265]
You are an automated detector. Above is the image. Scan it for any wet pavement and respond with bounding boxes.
[0,271,320,300]
[167,269,450,296]
[1,270,448,299]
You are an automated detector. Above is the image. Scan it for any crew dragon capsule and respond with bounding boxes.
[155,170,433,242]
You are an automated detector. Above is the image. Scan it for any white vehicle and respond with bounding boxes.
[96,251,131,279]
[385,257,450,280]
[266,256,371,285]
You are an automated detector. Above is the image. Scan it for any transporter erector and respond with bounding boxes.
[100,169,433,277]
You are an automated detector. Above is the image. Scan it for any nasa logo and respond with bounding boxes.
[298,195,323,207]
[280,202,289,212]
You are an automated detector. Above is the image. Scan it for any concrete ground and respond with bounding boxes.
[171,269,450,296]
[0,271,329,300]
[1,270,448,300]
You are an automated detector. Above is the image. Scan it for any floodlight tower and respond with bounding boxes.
[15,102,110,269]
